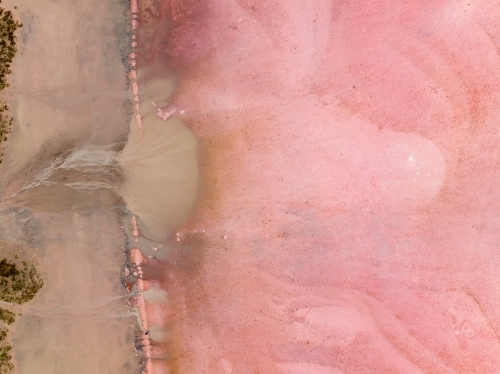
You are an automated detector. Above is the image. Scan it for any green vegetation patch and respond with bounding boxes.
[0,1,22,162]
[0,242,43,373]
[0,5,40,372]
[0,256,43,374]
[0,309,14,326]
[0,257,42,373]
[0,103,12,153]
[0,259,43,304]
[0,328,12,374]
[0,4,22,91]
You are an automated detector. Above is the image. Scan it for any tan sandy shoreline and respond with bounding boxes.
[0,0,139,373]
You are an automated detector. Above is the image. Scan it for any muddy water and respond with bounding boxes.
[119,116,198,242]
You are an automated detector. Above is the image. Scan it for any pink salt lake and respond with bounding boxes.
[2,0,500,373]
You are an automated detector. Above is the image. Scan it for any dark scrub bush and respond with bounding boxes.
[0,1,22,162]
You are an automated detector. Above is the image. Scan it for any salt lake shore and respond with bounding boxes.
[0,0,143,373]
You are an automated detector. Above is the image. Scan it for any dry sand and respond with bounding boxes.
[0,0,140,373]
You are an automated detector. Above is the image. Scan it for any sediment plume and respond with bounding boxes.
[118,117,198,242]
[3,116,198,243]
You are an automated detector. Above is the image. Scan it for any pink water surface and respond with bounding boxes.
[122,0,500,373]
